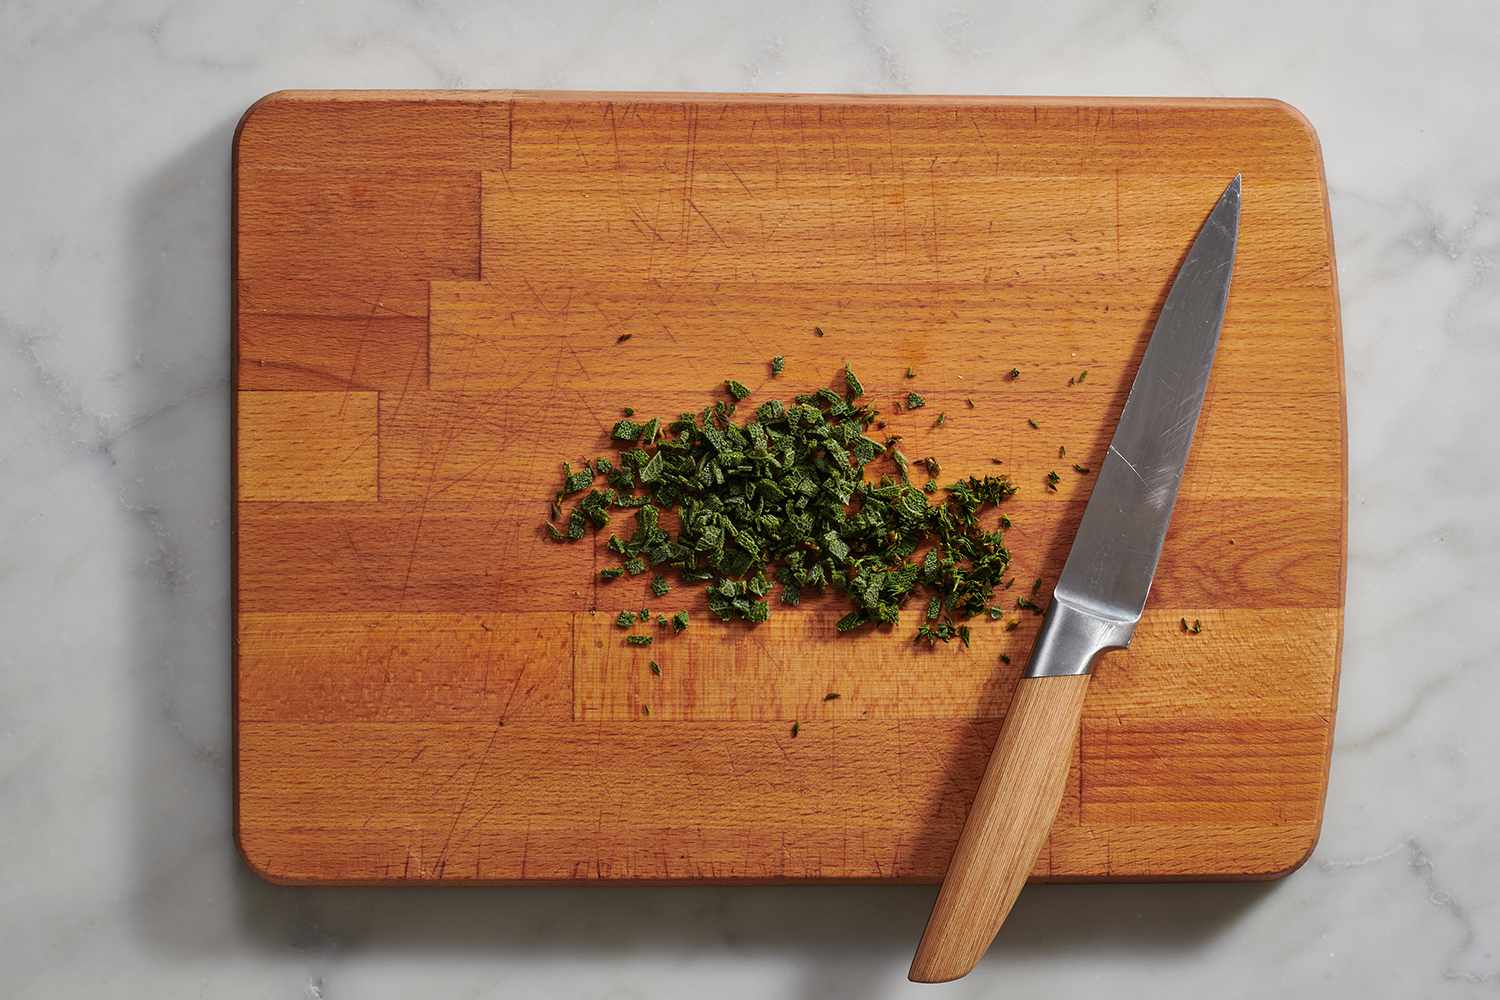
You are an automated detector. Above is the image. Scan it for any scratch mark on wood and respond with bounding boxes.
[687,198,727,246]
[726,162,751,195]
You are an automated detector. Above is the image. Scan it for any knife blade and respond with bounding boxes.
[909,175,1242,983]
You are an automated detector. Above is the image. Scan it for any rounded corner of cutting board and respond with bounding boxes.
[1240,825,1325,883]
[233,90,300,158]
[1247,97,1327,159]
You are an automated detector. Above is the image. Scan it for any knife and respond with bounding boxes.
[909,175,1242,983]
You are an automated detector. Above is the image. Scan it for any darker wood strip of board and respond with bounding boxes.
[234,497,1342,612]
[238,313,430,391]
[480,170,1329,290]
[238,612,572,722]
[427,277,1338,393]
[236,500,595,613]
[238,93,511,171]
[236,169,479,318]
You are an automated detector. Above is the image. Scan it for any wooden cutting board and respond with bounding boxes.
[233,91,1345,884]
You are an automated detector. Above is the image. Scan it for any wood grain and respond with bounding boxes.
[911,674,1091,982]
[233,91,1345,885]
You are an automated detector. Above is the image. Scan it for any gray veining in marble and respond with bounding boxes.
[2,1,1497,996]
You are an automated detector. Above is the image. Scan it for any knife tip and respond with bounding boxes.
[1217,174,1242,213]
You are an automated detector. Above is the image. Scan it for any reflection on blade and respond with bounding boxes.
[1053,176,1241,625]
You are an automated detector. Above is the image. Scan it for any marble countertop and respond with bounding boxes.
[3,1,1496,997]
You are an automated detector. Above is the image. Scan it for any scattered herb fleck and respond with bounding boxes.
[813,325,825,337]
[771,355,785,377]
[1058,445,1066,459]
[671,610,689,634]
[905,391,926,410]
[1072,463,1091,475]
[790,721,800,738]
[923,481,936,494]
[1181,617,1203,635]
[844,362,864,399]
[890,448,911,482]
[1004,618,1019,631]
[725,379,751,401]
[600,567,624,581]
[824,692,841,702]
[999,653,1011,665]
[1016,596,1043,615]
[922,456,941,478]
[935,412,946,426]
[1078,370,1087,383]
[1045,470,1061,491]
[1007,368,1021,380]
[915,620,960,644]
[965,398,975,409]
[622,406,635,417]
[615,611,634,628]
[651,575,670,597]
[649,660,661,676]
[639,608,650,622]
[559,461,594,496]
[905,367,916,379]
[627,634,654,647]
[642,704,650,716]
[616,333,633,344]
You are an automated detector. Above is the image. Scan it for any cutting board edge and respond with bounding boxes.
[234,86,1326,114]
[231,833,1325,887]
[1310,96,1347,886]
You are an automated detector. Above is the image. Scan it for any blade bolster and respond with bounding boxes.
[1022,598,1136,678]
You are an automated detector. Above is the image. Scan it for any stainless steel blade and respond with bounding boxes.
[1026,176,1240,676]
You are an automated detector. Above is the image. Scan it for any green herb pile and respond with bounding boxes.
[545,366,1018,642]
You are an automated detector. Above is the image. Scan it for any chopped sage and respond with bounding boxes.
[544,370,1020,641]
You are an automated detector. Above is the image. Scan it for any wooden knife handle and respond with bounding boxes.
[909,673,1091,983]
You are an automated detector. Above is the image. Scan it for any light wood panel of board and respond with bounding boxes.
[234,91,1345,884]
